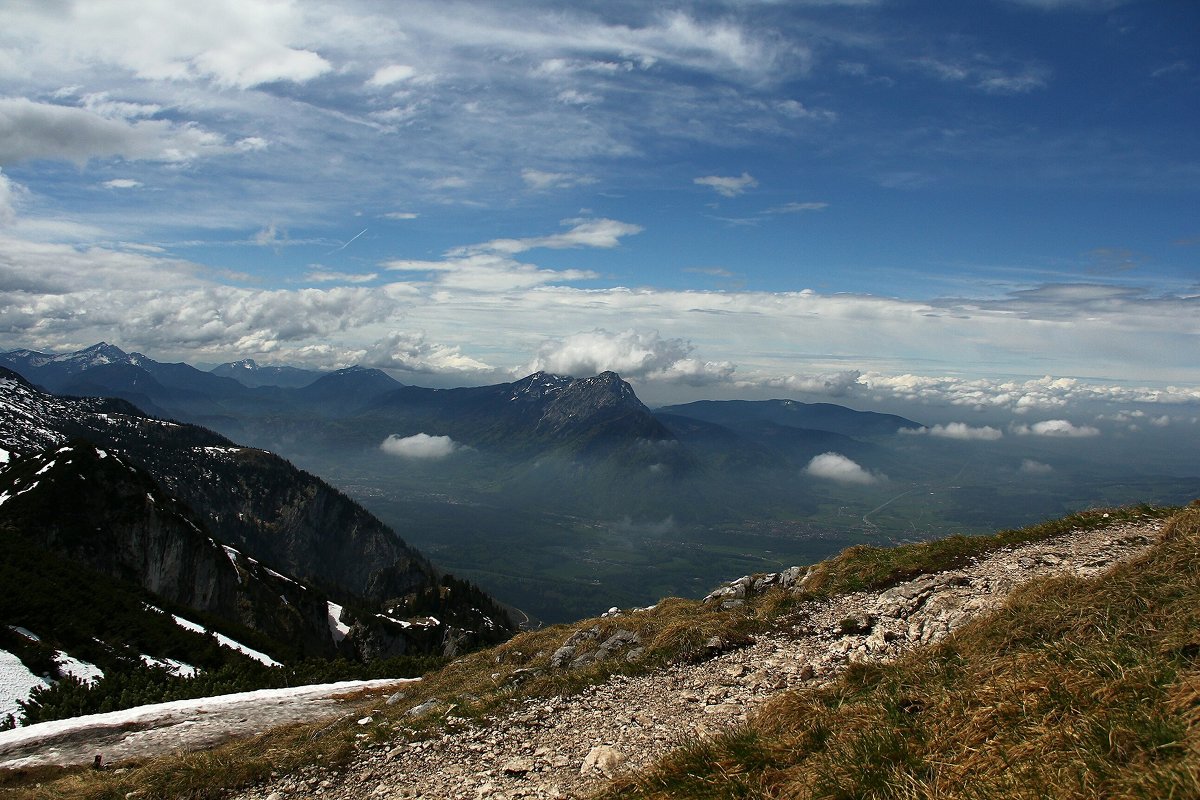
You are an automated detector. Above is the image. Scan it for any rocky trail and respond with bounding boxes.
[230,517,1163,800]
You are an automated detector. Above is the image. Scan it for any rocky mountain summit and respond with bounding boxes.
[223,512,1167,800]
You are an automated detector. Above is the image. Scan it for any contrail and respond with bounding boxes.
[327,227,368,254]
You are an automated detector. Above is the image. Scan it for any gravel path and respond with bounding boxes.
[230,518,1163,800]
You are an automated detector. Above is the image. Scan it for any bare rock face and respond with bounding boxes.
[0,442,335,656]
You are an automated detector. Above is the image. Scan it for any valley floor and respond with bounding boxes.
[228,517,1164,800]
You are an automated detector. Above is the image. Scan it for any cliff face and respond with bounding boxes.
[0,443,336,657]
[0,368,517,664]
[0,367,436,604]
[144,446,434,601]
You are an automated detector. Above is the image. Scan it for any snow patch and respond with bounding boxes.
[9,627,39,642]
[140,655,198,678]
[53,652,103,686]
[167,614,282,668]
[327,602,352,643]
[0,649,48,723]
[0,677,419,755]
[264,566,304,588]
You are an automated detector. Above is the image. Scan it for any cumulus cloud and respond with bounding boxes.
[10,0,330,89]
[380,433,460,459]
[382,211,419,220]
[0,98,227,165]
[526,329,734,384]
[751,370,864,398]
[900,422,1003,441]
[362,331,491,373]
[694,172,758,197]
[775,100,837,121]
[1019,459,1054,475]
[367,64,417,87]
[1011,419,1101,438]
[804,452,881,485]
[102,178,142,189]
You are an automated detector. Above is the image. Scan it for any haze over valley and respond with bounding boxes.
[4,342,1194,624]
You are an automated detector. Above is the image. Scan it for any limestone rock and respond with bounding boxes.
[580,745,624,777]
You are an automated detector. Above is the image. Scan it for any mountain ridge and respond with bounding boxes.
[0,367,517,722]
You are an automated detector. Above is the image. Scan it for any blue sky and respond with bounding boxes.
[0,0,1197,423]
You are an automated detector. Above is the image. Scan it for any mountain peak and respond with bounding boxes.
[72,342,130,364]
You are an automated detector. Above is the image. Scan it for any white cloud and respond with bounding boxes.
[1011,419,1101,438]
[253,224,281,246]
[0,98,228,165]
[382,211,419,220]
[900,422,1003,441]
[103,178,142,189]
[380,433,460,460]
[384,252,596,292]
[367,64,417,87]
[12,0,331,89]
[694,172,758,197]
[235,136,269,152]
[749,370,864,398]
[557,89,600,106]
[526,329,734,384]
[305,269,378,284]
[0,170,24,226]
[912,57,1048,95]
[775,100,837,121]
[1019,459,1054,475]
[363,331,491,373]
[452,217,643,256]
[521,169,596,191]
[804,452,881,485]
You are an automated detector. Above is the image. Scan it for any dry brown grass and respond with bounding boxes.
[601,503,1200,800]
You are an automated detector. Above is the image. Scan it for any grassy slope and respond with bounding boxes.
[0,504,1186,799]
[604,502,1200,799]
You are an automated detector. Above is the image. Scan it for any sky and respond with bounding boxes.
[0,0,1197,424]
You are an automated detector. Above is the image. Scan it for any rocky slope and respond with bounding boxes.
[222,513,1165,800]
[0,442,333,657]
[0,368,515,670]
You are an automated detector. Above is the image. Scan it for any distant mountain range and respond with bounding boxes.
[210,358,321,388]
[0,343,917,466]
[1,343,932,627]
